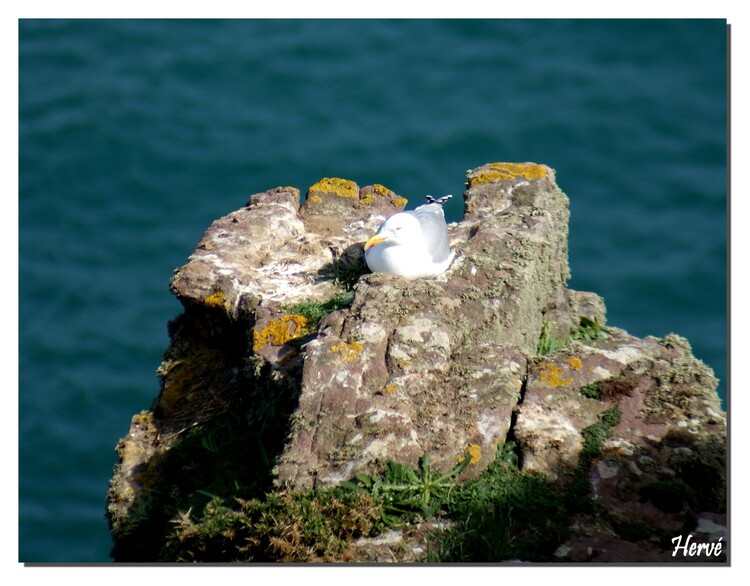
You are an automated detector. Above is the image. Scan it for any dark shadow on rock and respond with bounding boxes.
[315,242,369,289]
[107,304,303,562]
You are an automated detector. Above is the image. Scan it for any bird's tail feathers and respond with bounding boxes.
[425,194,453,206]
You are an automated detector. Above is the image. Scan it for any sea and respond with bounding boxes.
[18,19,727,562]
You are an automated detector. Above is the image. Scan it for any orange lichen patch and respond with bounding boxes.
[309,177,358,198]
[203,291,226,309]
[391,196,408,207]
[330,340,364,363]
[566,357,583,371]
[602,447,625,457]
[379,384,398,395]
[538,362,574,387]
[459,443,482,465]
[253,314,309,352]
[468,162,547,187]
[360,193,374,205]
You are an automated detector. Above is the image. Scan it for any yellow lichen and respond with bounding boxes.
[468,162,547,187]
[373,184,391,197]
[380,384,398,395]
[253,315,309,352]
[131,410,153,428]
[360,194,374,205]
[330,340,364,363]
[566,357,583,371]
[459,443,482,465]
[203,291,226,309]
[308,177,358,198]
[538,362,573,388]
[390,196,408,207]
[307,194,322,203]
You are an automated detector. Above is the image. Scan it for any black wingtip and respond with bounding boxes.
[425,194,453,206]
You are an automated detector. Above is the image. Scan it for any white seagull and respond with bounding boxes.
[364,195,455,280]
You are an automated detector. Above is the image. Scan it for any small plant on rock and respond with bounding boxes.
[342,451,473,523]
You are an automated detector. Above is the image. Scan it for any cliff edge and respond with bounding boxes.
[106,163,726,563]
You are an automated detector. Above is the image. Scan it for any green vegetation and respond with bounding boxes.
[571,316,610,343]
[580,382,602,399]
[429,410,620,562]
[580,407,621,461]
[162,489,383,562]
[281,290,355,337]
[536,320,565,356]
[580,376,635,401]
[537,316,610,356]
[342,452,472,523]
[430,442,570,562]
[146,409,624,562]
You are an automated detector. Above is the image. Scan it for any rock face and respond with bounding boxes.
[106,163,726,563]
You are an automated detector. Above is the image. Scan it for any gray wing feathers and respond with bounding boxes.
[408,205,452,263]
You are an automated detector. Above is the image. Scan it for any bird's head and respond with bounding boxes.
[364,212,423,251]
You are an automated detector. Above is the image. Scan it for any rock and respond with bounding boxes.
[106,163,726,563]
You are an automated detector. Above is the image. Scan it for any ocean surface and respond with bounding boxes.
[19,19,727,562]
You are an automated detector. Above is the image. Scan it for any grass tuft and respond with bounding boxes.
[537,316,610,356]
[281,291,355,336]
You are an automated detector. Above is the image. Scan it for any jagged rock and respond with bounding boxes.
[106,162,726,563]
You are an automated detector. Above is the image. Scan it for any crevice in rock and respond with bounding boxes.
[506,356,531,469]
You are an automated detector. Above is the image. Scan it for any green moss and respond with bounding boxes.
[581,382,601,399]
[581,407,622,459]
[281,291,355,335]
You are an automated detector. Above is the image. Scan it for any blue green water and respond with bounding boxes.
[19,19,727,562]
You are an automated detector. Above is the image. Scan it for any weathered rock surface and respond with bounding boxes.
[106,163,726,563]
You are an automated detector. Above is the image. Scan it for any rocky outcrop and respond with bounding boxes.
[106,163,726,563]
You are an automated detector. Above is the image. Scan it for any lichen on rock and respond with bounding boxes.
[106,163,726,563]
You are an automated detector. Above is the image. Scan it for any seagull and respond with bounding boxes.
[364,195,455,280]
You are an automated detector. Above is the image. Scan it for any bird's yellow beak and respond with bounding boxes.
[364,235,388,251]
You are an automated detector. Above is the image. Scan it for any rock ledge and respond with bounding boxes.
[106,163,726,563]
